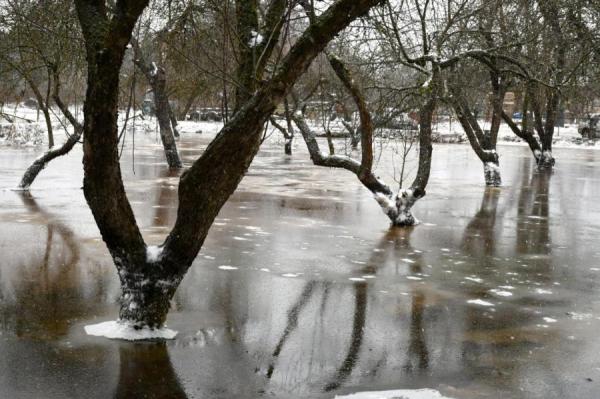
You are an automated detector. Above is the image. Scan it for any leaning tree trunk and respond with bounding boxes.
[132,40,182,168]
[76,0,383,329]
[294,54,435,227]
[19,69,83,190]
[449,84,501,187]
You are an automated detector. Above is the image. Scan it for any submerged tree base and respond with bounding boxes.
[484,162,502,187]
[537,151,555,169]
[375,189,423,227]
[84,320,178,341]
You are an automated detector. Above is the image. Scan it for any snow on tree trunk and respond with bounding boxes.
[538,150,555,169]
[375,189,422,227]
[483,161,501,187]
[115,246,182,329]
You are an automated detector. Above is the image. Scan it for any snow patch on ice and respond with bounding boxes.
[218,265,238,271]
[84,320,177,340]
[467,299,494,307]
[334,388,455,399]
[489,289,513,297]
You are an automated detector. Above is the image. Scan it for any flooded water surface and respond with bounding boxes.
[1,132,600,399]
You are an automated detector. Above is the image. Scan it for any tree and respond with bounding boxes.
[131,38,182,168]
[75,0,385,330]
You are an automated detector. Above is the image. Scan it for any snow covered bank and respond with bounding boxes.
[84,320,177,340]
[334,388,455,399]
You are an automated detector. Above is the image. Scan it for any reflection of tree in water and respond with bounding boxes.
[462,188,501,258]
[324,280,367,391]
[0,192,98,338]
[267,280,318,378]
[516,160,552,257]
[394,227,429,375]
[267,228,429,391]
[152,169,179,228]
[114,342,187,399]
[456,164,560,395]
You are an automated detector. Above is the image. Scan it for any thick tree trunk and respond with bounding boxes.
[76,0,383,330]
[117,256,181,328]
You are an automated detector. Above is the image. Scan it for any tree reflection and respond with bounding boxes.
[2,192,87,339]
[516,160,552,257]
[462,188,501,258]
[267,280,318,378]
[114,342,187,399]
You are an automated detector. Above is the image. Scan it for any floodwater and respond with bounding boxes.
[1,127,600,398]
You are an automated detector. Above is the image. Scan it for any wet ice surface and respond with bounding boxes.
[2,127,600,398]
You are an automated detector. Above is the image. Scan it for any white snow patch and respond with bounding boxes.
[543,317,557,323]
[467,299,494,307]
[489,289,513,297]
[464,276,483,283]
[534,288,553,295]
[150,62,158,77]
[349,277,366,282]
[233,236,249,241]
[84,320,177,340]
[146,245,162,262]
[260,268,270,272]
[282,273,299,278]
[401,258,416,264]
[334,388,455,399]
[218,265,238,271]
[406,276,422,281]
[248,30,264,47]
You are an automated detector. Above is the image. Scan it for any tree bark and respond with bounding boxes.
[75,0,384,329]
[19,68,83,189]
[449,84,501,186]
[295,53,435,227]
[132,39,182,168]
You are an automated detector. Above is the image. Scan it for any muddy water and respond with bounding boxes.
[1,130,600,399]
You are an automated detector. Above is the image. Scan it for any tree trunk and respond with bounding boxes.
[449,84,501,187]
[41,107,54,148]
[117,257,181,328]
[75,0,383,330]
[19,132,81,189]
[132,39,182,169]
[501,110,542,163]
[19,68,83,190]
[168,103,180,138]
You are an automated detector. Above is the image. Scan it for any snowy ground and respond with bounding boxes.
[2,103,597,152]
